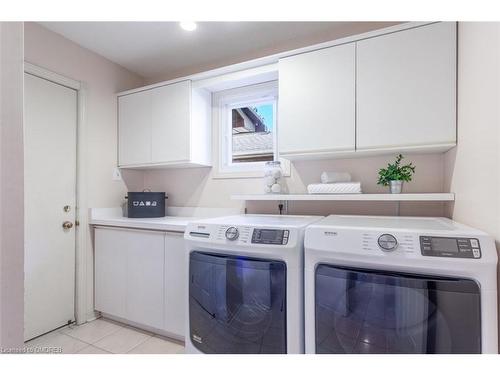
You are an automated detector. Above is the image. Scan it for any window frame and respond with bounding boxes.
[212,80,290,179]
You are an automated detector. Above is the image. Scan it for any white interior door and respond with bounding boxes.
[24,73,77,341]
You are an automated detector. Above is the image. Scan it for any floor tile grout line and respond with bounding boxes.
[60,323,125,345]
[35,318,185,354]
[76,344,114,354]
[28,330,91,350]
[89,324,153,353]
[91,326,141,351]
[75,344,93,354]
[125,335,155,354]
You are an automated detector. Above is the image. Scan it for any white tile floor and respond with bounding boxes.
[24,318,185,354]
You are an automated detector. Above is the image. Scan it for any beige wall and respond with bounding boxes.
[444,22,500,242]
[0,22,24,349]
[143,153,447,217]
[24,23,145,207]
[24,22,145,321]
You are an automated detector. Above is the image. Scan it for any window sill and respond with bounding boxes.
[212,158,291,180]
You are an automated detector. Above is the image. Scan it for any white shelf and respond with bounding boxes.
[231,193,455,202]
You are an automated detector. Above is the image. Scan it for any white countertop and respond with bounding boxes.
[89,207,243,232]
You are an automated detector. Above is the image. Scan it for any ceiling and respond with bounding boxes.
[39,22,400,81]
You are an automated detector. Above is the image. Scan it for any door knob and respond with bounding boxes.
[62,221,74,230]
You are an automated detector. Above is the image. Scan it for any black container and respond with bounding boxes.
[126,191,167,218]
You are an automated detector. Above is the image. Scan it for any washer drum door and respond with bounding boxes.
[314,265,481,354]
[189,251,287,354]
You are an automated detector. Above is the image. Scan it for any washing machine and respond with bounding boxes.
[304,215,498,354]
[184,214,322,354]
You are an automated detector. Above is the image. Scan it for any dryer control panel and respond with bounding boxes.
[420,236,481,259]
[252,229,289,245]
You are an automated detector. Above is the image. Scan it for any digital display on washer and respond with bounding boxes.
[431,237,459,252]
[252,229,289,245]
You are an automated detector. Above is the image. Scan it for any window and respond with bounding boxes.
[214,81,288,178]
[230,101,275,163]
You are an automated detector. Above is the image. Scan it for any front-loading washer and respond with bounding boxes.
[304,215,498,354]
[184,214,322,354]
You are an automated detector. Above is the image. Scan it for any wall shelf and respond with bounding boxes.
[231,193,455,202]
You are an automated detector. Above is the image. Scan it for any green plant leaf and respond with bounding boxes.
[377,154,416,186]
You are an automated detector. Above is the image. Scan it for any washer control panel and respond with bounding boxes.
[251,229,289,245]
[216,226,251,243]
[420,236,481,259]
[377,234,398,252]
[225,227,239,241]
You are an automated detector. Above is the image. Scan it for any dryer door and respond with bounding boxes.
[189,251,287,353]
[315,265,481,354]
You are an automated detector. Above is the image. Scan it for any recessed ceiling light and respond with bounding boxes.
[180,22,197,31]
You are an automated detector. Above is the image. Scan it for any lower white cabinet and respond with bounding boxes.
[94,227,186,338]
[94,227,128,318]
[126,230,165,330]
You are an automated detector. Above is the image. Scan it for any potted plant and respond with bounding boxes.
[377,154,416,194]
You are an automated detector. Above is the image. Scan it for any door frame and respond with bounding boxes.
[24,62,89,325]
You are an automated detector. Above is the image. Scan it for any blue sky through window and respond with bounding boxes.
[253,104,274,131]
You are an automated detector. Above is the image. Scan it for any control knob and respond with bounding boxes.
[225,227,239,241]
[378,234,398,252]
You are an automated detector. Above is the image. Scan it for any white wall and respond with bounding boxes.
[444,22,500,350]
[445,22,500,242]
[0,22,24,350]
[24,22,145,321]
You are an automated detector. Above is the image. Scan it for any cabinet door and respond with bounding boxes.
[164,232,186,338]
[126,230,166,330]
[151,81,192,163]
[356,22,456,150]
[278,43,356,157]
[94,227,127,318]
[118,90,152,166]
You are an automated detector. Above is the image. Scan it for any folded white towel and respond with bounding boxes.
[308,182,362,194]
[320,172,352,184]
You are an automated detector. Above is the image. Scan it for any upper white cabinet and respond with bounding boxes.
[118,90,151,166]
[278,43,356,158]
[151,82,191,163]
[118,80,211,168]
[356,22,457,151]
[276,22,456,160]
